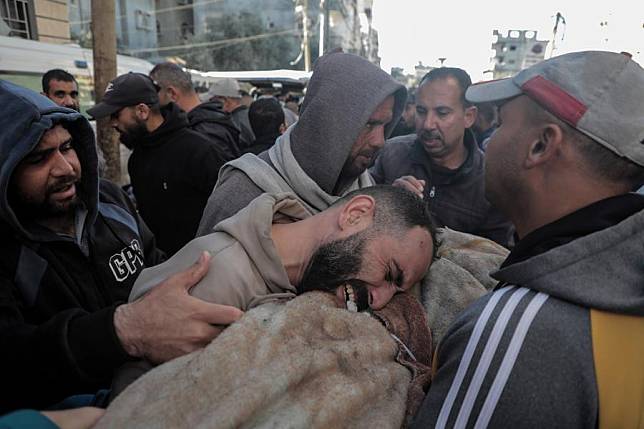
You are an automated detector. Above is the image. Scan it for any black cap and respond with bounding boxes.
[87,72,159,119]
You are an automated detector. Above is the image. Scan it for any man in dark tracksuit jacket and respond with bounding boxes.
[412,51,644,428]
[0,80,165,412]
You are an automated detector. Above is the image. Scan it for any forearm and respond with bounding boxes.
[113,303,143,359]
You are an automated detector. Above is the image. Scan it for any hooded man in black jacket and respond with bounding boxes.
[0,80,242,412]
[88,73,228,256]
[149,62,241,161]
[197,52,408,233]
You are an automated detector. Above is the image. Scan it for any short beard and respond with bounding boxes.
[118,120,149,150]
[298,230,371,310]
[11,176,82,223]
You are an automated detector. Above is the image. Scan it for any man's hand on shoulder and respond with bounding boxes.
[392,175,425,198]
[113,251,244,364]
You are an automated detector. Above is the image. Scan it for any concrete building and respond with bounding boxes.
[69,0,157,57]
[359,0,379,65]
[390,62,434,89]
[1,0,70,43]
[161,0,379,68]
[491,29,549,79]
[192,0,295,37]
[326,0,360,54]
[155,0,194,58]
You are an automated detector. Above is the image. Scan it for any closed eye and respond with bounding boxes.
[386,261,405,291]
[393,261,405,290]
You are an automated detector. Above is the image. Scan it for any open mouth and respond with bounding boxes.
[344,284,359,312]
[50,182,76,199]
[422,136,442,144]
[342,281,370,312]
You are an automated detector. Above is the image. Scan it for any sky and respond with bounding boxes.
[371,0,643,81]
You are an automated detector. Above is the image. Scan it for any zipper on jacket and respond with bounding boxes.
[429,186,436,198]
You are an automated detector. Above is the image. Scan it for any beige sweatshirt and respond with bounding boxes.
[130,192,311,310]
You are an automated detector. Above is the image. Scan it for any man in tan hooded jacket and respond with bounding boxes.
[113,186,436,396]
[134,185,434,313]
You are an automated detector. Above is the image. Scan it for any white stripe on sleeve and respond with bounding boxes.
[435,286,513,429]
[453,287,530,428]
[474,292,549,429]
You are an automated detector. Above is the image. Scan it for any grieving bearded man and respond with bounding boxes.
[112,185,436,395]
[136,185,434,312]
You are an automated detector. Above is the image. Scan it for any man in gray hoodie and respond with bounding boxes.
[412,51,644,427]
[197,52,407,234]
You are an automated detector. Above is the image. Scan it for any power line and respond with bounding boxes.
[69,0,226,25]
[127,28,300,54]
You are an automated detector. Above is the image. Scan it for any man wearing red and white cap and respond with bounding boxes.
[412,51,644,428]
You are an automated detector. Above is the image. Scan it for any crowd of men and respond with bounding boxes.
[0,49,642,428]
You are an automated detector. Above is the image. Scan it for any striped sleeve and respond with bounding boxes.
[412,286,550,429]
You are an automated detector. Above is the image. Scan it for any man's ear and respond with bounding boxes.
[166,86,179,102]
[524,123,564,169]
[279,122,287,134]
[464,105,478,129]
[338,195,376,232]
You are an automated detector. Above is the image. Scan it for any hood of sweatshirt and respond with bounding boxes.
[290,52,407,195]
[0,79,98,240]
[187,101,240,138]
[135,102,189,149]
[213,192,311,295]
[493,206,644,316]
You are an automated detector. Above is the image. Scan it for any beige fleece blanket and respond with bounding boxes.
[96,292,412,429]
[418,227,509,344]
[97,229,507,428]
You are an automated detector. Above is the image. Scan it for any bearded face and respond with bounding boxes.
[116,119,149,150]
[10,125,83,223]
[298,230,370,311]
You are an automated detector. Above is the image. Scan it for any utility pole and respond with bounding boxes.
[323,0,330,54]
[548,12,566,59]
[318,0,325,56]
[91,0,120,183]
[302,0,311,71]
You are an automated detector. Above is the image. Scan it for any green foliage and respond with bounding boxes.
[185,11,303,71]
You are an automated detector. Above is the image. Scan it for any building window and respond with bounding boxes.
[0,0,34,39]
[135,9,153,31]
[180,22,193,38]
